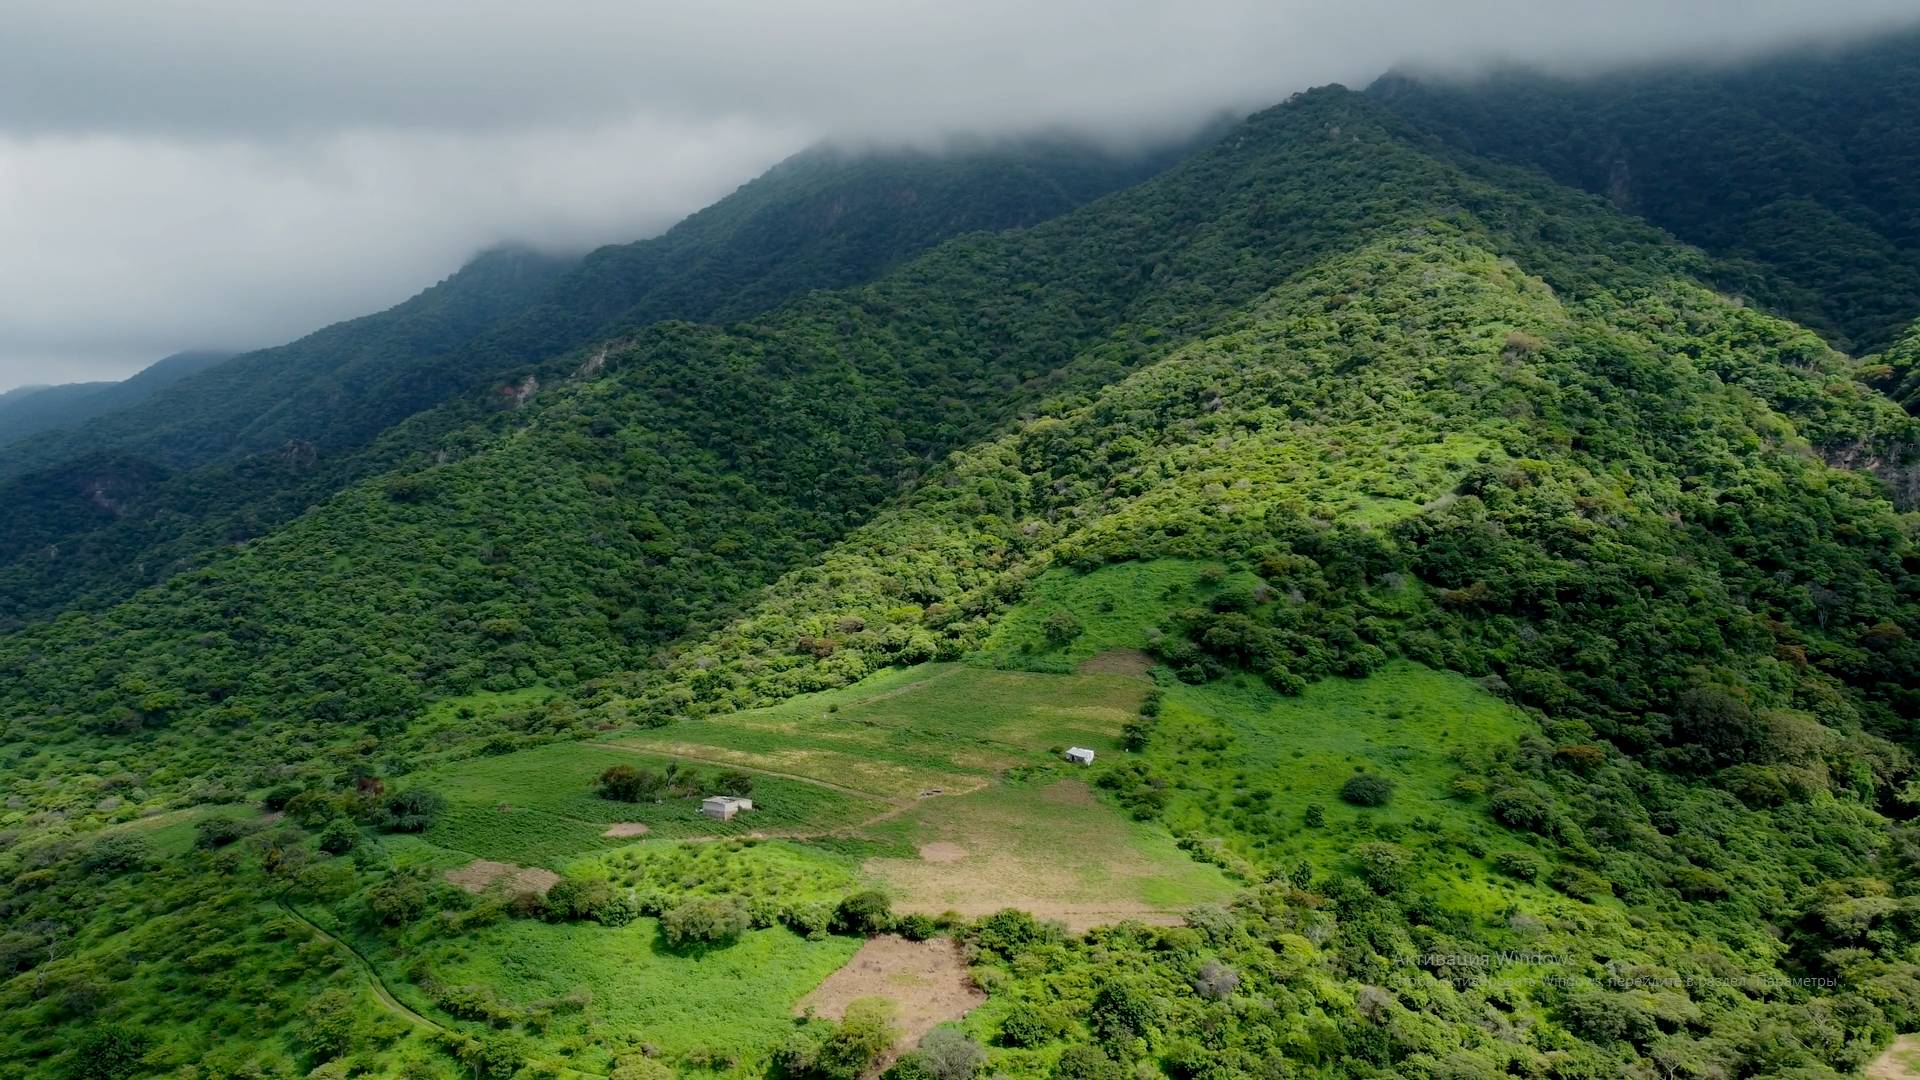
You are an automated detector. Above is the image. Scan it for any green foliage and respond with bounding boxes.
[65,1027,149,1080]
[659,896,751,948]
[382,789,446,833]
[831,890,892,936]
[1338,774,1394,807]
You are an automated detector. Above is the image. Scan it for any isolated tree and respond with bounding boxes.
[383,788,445,832]
[914,1027,986,1080]
[1339,774,1394,807]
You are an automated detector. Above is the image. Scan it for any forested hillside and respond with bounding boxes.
[2,56,1920,1080]
[1370,28,1920,360]
[0,137,1183,627]
[0,351,230,446]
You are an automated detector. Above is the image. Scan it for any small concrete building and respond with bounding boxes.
[1065,747,1096,766]
[701,795,754,821]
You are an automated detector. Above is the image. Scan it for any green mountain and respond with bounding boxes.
[0,137,1186,627]
[2,64,1919,1080]
[0,350,230,446]
[1368,28,1920,358]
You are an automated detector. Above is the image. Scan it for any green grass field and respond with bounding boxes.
[1145,661,1583,916]
[401,918,859,1075]
[976,559,1265,672]
[607,663,1147,801]
[408,742,890,867]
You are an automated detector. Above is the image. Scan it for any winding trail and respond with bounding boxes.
[278,895,609,1079]
[276,895,446,1033]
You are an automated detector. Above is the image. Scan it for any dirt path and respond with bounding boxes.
[277,896,447,1034]
[1870,1035,1920,1079]
[279,895,608,1078]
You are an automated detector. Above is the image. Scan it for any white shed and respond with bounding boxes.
[1065,747,1096,766]
[701,795,754,821]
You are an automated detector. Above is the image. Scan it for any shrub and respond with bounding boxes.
[610,1057,675,1080]
[67,1027,149,1080]
[783,901,834,940]
[660,896,750,948]
[1303,804,1325,828]
[896,912,938,941]
[970,909,1049,958]
[194,817,250,849]
[1492,850,1544,881]
[1051,1045,1126,1080]
[317,819,358,855]
[1488,788,1554,834]
[383,789,445,833]
[833,890,892,935]
[780,999,897,1080]
[913,1028,986,1080]
[1042,610,1084,646]
[78,834,149,876]
[999,1009,1067,1048]
[713,769,755,797]
[367,871,431,925]
[300,989,357,1061]
[545,877,614,923]
[1354,842,1413,893]
[595,765,663,803]
[1192,958,1240,1000]
[1339,774,1394,807]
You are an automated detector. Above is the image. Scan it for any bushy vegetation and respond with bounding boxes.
[2,51,1919,1080]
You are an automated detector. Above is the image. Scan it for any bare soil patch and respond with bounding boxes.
[445,859,561,896]
[1870,1035,1920,1080]
[917,842,967,863]
[1075,648,1154,677]
[866,779,1232,933]
[796,935,984,1052]
[602,822,651,838]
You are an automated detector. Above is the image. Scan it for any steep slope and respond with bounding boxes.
[0,351,231,447]
[607,226,1920,1078]
[0,86,1756,796]
[0,137,1186,626]
[1369,26,1920,357]
[3,85,1919,1080]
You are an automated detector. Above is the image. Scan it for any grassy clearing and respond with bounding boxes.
[405,919,858,1075]
[610,663,1146,800]
[861,776,1236,929]
[1145,661,1578,916]
[409,743,888,867]
[977,559,1264,672]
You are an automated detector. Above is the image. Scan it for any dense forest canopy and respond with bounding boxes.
[3,30,1920,1080]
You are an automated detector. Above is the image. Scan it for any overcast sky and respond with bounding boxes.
[4,1,1917,391]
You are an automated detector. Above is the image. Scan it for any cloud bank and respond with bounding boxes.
[3,0,1916,388]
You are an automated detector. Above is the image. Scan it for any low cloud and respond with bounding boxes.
[3,0,1916,388]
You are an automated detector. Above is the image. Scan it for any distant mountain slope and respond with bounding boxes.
[7,84,1899,798]
[3,84,1919,1080]
[1369,27,1920,356]
[0,350,228,445]
[0,136,1189,626]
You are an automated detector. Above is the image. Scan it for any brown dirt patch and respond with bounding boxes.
[445,859,560,896]
[796,935,984,1052]
[864,779,1232,933]
[1870,1035,1920,1080]
[1075,648,1154,677]
[602,822,651,838]
[917,842,967,863]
